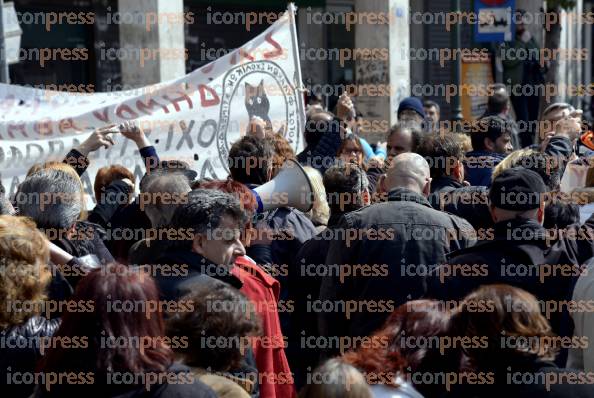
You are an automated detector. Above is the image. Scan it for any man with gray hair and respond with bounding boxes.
[16,169,83,232]
[128,172,191,265]
[319,153,476,348]
[153,188,247,301]
[17,168,114,289]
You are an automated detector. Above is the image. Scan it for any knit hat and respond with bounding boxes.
[397,97,426,119]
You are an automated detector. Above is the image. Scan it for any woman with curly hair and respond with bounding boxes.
[167,280,262,397]
[0,216,60,398]
[446,284,594,397]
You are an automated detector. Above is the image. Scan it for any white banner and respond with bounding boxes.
[0,5,305,204]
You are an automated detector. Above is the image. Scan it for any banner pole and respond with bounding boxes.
[287,3,306,134]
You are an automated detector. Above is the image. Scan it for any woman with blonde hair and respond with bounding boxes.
[0,216,60,398]
[298,358,373,398]
[302,166,330,232]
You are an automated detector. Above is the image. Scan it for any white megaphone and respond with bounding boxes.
[252,159,314,213]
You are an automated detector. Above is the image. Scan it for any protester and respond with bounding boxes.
[16,167,113,289]
[319,153,475,351]
[482,83,521,149]
[266,133,297,178]
[426,167,594,343]
[386,123,422,165]
[0,216,60,398]
[501,8,544,143]
[423,99,440,132]
[297,93,354,174]
[35,263,216,398]
[397,97,425,125]
[228,135,316,341]
[342,302,447,397]
[127,173,191,265]
[298,359,373,398]
[445,284,594,397]
[415,133,488,227]
[337,133,366,170]
[153,189,246,301]
[292,162,370,387]
[464,116,514,186]
[302,166,330,233]
[167,281,262,397]
[199,178,296,398]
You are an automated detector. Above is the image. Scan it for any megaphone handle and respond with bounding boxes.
[252,189,265,213]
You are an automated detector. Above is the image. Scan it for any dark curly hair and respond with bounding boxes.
[166,280,262,371]
[228,135,274,185]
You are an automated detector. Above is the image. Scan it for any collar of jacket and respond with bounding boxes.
[387,188,432,208]
[493,217,547,241]
[327,213,345,228]
[163,249,243,289]
[430,176,464,192]
[465,150,508,161]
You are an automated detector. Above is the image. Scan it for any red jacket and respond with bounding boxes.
[233,256,295,398]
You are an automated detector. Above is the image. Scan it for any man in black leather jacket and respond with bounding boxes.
[319,153,476,351]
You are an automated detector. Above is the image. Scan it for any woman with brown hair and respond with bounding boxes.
[167,280,261,398]
[446,284,594,398]
[0,216,60,398]
[337,134,366,170]
[35,263,216,398]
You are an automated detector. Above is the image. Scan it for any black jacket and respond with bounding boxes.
[34,363,217,398]
[425,216,594,345]
[445,359,594,398]
[430,136,574,230]
[290,213,343,388]
[0,316,60,398]
[152,250,259,398]
[428,176,492,230]
[154,249,242,302]
[319,188,476,347]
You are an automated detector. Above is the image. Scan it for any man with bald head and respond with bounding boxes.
[318,153,476,350]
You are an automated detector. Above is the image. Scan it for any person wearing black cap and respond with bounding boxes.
[425,167,594,343]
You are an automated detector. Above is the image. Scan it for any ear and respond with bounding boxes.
[422,178,432,197]
[257,80,265,95]
[489,205,498,223]
[484,137,495,152]
[378,174,387,194]
[192,233,206,256]
[66,223,77,239]
[537,201,546,225]
[453,160,464,182]
[362,189,371,206]
[266,165,273,182]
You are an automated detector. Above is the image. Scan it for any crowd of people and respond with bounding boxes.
[2,84,594,398]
